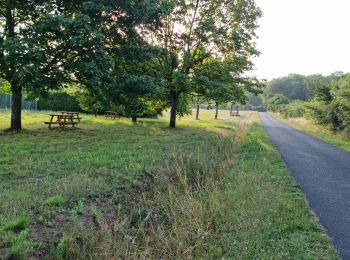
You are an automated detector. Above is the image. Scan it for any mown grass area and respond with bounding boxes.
[0,110,337,258]
[270,112,350,152]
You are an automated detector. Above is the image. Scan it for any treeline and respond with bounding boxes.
[0,0,263,130]
[261,73,350,132]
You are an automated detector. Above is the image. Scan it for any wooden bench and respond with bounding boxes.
[105,111,119,119]
[61,111,82,122]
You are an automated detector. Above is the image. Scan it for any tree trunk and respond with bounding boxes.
[132,115,137,123]
[169,91,178,128]
[215,102,219,120]
[10,84,22,130]
[196,104,200,120]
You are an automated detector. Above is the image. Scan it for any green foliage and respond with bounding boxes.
[263,73,345,103]
[70,200,85,217]
[265,74,310,101]
[4,215,29,232]
[55,234,76,259]
[247,92,264,106]
[38,92,82,112]
[0,78,11,94]
[330,76,350,130]
[265,72,350,132]
[45,195,67,207]
[176,93,193,117]
[10,230,40,259]
[264,94,289,112]
[308,75,350,131]
[0,0,167,129]
[281,101,308,118]
[193,58,263,107]
[77,90,103,114]
[145,0,262,126]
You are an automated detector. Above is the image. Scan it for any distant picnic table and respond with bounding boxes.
[105,111,119,119]
[45,112,81,129]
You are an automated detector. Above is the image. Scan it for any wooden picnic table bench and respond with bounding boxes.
[45,114,79,129]
[61,111,82,122]
[105,111,119,119]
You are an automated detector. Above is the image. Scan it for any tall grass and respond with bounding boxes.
[50,134,237,259]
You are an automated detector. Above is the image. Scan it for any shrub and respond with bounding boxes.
[38,92,82,112]
[307,75,350,131]
[281,101,308,118]
[264,94,289,112]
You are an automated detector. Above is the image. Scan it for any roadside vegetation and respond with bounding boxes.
[0,111,337,258]
[264,73,350,133]
[249,73,350,149]
[269,112,350,152]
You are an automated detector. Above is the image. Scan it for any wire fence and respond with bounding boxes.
[0,94,38,112]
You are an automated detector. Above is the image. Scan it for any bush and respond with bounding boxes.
[38,92,82,112]
[264,94,289,112]
[281,101,308,118]
[307,75,350,131]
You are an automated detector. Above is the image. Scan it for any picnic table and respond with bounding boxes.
[45,114,79,129]
[61,111,82,122]
[105,111,119,119]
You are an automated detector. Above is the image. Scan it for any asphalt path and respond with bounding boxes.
[260,112,350,259]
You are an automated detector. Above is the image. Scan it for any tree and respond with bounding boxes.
[0,1,116,130]
[140,0,262,127]
[110,44,166,123]
[193,57,263,119]
[0,0,165,130]
[264,74,308,101]
[72,2,169,123]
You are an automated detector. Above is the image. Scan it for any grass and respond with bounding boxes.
[45,195,67,207]
[0,109,338,258]
[270,112,350,151]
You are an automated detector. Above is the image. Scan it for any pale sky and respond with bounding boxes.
[253,0,350,80]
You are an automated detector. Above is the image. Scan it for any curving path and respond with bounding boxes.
[260,112,350,259]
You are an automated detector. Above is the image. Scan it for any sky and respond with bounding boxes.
[252,0,350,80]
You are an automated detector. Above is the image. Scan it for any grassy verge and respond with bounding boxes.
[269,112,350,151]
[0,111,337,258]
[0,110,239,258]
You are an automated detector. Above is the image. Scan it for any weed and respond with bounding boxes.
[4,215,29,232]
[69,200,85,217]
[45,195,67,207]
